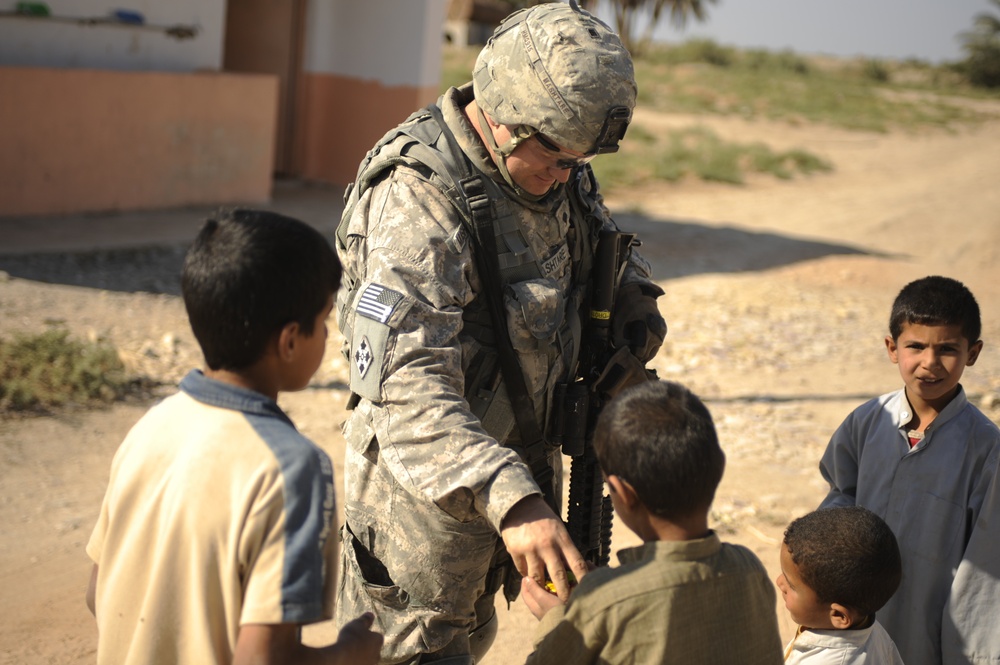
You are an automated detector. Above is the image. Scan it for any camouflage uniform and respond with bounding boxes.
[334,5,661,664]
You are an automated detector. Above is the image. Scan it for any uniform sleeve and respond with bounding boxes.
[818,412,861,509]
[341,170,539,531]
[942,442,1000,664]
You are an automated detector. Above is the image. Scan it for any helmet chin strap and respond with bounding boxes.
[475,105,547,202]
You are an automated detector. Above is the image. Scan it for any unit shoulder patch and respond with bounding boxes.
[348,282,414,403]
[354,335,374,379]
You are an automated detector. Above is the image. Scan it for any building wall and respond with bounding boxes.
[297,0,447,185]
[0,67,277,216]
[0,0,448,215]
[0,0,226,71]
[0,0,270,216]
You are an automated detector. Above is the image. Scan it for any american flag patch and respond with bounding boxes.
[356,283,403,324]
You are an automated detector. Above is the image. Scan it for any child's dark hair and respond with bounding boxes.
[594,381,725,521]
[784,506,901,618]
[181,209,341,371]
[889,275,981,344]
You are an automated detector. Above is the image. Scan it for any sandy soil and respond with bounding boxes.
[2,100,999,664]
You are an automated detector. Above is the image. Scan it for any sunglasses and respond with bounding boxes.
[534,133,597,170]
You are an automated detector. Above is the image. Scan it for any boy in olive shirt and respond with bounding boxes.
[522,381,782,665]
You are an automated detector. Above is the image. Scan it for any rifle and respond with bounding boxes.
[553,228,642,567]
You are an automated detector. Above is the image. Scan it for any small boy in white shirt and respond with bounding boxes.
[777,506,904,664]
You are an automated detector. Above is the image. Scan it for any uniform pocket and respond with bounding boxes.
[340,524,409,611]
[503,278,564,350]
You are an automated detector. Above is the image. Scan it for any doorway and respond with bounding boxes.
[223,0,306,176]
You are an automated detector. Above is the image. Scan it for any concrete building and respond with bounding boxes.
[0,0,448,217]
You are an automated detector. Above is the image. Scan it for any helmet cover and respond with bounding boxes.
[473,2,636,155]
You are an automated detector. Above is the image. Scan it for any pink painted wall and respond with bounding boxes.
[296,72,438,186]
[0,67,278,217]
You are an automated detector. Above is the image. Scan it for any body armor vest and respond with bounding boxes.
[336,102,606,444]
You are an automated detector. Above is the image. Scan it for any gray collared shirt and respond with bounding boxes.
[820,386,1000,665]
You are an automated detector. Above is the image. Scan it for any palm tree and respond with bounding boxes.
[960,0,1000,87]
[579,0,717,55]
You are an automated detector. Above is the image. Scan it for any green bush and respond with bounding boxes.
[591,125,833,189]
[645,38,737,67]
[677,38,736,67]
[862,59,891,83]
[0,328,130,414]
[633,39,990,131]
[743,48,811,75]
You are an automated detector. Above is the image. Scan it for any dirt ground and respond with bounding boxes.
[2,100,1000,664]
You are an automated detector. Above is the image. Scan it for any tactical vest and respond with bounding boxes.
[336,102,606,445]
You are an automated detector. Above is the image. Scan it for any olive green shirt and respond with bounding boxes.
[527,532,783,665]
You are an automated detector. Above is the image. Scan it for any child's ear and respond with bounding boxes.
[967,340,983,367]
[829,603,858,630]
[276,322,301,362]
[606,475,639,510]
[885,335,899,364]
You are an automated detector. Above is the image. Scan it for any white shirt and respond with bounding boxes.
[784,622,904,665]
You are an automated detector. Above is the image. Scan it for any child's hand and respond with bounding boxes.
[333,612,383,665]
[521,575,566,620]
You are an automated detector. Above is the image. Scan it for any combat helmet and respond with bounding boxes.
[473,0,636,173]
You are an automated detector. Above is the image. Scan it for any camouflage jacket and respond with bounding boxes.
[335,84,656,533]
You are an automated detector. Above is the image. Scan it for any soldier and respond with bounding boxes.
[333,3,666,663]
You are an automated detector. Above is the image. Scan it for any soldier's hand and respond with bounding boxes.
[613,282,666,363]
[595,346,655,398]
[500,495,588,602]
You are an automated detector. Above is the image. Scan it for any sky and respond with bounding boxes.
[589,0,993,64]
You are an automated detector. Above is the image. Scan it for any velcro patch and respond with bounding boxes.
[356,283,403,324]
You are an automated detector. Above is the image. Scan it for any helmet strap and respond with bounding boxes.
[475,106,545,201]
[476,106,516,185]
